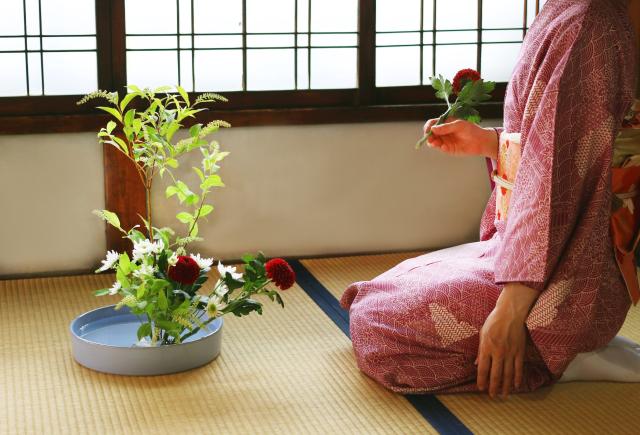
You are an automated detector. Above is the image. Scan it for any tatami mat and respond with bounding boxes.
[0,273,435,434]
[301,253,640,435]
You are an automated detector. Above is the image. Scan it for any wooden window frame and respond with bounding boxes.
[0,0,529,135]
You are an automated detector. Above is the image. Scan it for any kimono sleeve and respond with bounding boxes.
[493,20,629,291]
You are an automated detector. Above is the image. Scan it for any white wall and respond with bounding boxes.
[0,121,493,276]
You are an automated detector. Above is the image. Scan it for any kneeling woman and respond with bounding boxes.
[341,0,640,398]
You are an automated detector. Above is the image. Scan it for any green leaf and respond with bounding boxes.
[176,212,194,224]
[106,121,117,135]
[137,283,147,299]
[166,185,179,198]
[157,288,168,310]
[93,209,122,230]
[119,92,138,111]
[200,174,224,190]
[185,193,200,206]
[192,167,205,182]
[128,228,146,242]
[199,204,214,217]
[189,123,202,138]
[177,85,190,106]
[119,253,132,275]
[137,323,152,340]
[166,158,179,169]
[166,122,180,141]
[94,288,110,296]
[116,267,131,288]
[112,136,129,154]
[97,106,122,122]
[124,109,136,128]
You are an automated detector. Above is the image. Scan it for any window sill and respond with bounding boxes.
[0,102,504,135]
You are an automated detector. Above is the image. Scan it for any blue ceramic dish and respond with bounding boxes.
[70,305,223,376]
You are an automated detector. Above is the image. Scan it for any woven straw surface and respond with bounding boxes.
[0,273,434,435]
[302,253,640,435]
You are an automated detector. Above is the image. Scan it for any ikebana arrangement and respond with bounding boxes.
[76,86,295,348]
[416,68,495,148]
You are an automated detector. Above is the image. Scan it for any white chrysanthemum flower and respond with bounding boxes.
[108,281,122,295]
[191,253,214,272]
[168,252,178,266]
[217,261,242,280]
[214,279,229,298]
[206,296,222,318]
[152,239,164,254]
[132,239,164,262]
[133,263,157,279]
[97,250,119,272]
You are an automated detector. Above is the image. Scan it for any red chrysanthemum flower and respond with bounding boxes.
[265,258,296,290]
[168,256,201,285]
[452,68,481,95]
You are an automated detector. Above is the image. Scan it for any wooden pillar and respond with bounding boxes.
[103,144,146,253]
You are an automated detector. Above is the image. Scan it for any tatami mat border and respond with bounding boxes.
[289,260,473,435]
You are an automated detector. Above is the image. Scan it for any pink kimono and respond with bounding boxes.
[341,0,638,393]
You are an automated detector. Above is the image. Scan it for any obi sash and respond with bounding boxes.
[492,102,640,305]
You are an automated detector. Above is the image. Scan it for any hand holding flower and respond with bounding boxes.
[416,69,495,149]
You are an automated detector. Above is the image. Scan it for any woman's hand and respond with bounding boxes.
[422,118,499,159]
[476,283,539,399]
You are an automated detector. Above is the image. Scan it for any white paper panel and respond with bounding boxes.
[127,36,177,50]
[178,0,192,33]
[127,50,178,90]
[195,35,242,49]
[435,44,476,79]
[247,49,295,90]
[376,0,421,32]
[247,0,295,33]
[311,0,357,32]
[422,46,434,83]
[194,0,243,34]
[43,51,97,95]
[43,36,96,50]
[483,0,522,29]
[125,0,176,34]
[376,32,421,47]
[482,29,522,43]
[247,35,294,48]
[436,30,477,44]
[311,33,357,47]
[376,46,420,87]
[194,49,243,91]
[27,52,42,95]
[1,1,25,36]
[436,0,476,30]
[297,0,310,33]
[179,50,193,91]
[297,48,309,89]
[310,48,356,89]
[0,53,27,96]
[41,0,95,35]
[0,38,25,51]
[481,42,521,82]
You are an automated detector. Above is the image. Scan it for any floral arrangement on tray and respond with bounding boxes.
[78,86,295,346]
[416,68,495,148]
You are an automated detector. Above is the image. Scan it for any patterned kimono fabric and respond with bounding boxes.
[340,0,638,394]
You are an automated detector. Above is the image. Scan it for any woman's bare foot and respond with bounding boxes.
[559,336,640,383]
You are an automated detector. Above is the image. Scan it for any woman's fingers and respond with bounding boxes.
[430,119,464,136]
[488,354,504,399]
[514,352,524,390]
[501,356,514,398]
[423,118,439,135]
[476,348,491,391]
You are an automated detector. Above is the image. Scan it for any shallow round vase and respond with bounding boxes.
[70,304,223,376]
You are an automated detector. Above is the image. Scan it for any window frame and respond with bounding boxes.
[0,0,530,134]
